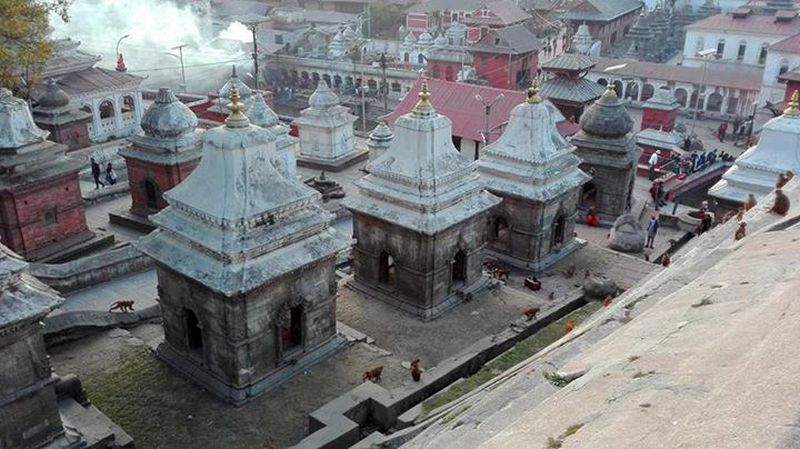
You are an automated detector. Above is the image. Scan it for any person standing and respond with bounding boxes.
[105,162,117,186]
[91,157,104,189]
[646,215,659,249]
[718,121,728,142]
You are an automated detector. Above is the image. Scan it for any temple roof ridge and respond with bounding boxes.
[0,88,49,149]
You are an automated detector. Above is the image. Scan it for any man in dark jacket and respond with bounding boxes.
[91,157,104,189]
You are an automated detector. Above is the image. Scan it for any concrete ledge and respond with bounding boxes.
[297,147,369,172]
[486,238,586,272]
[82,181,130,205]
[44,304,162,343]
[30,242,154,293]
[26,230,115,264]
[108,208,157,233]
[289,291,587,449]
[59,397,134,448]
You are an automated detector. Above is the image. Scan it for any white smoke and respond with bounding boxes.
[50,0,254,94]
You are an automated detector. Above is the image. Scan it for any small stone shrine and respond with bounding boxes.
[0,88,94,261]
[248,90,298,179]
[344,81,500,320]
[477,80,589,270]
[293,80,367,170]
[32,79,92,151]
[0,243,131,449]
[113,88,202,229]
[137,89,348,405]
[710,91,800,213]
[366,120,394,162]
[571,84,639,225]
[635,87,684,169]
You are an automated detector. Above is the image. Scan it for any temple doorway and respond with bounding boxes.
[281,306,303,353]
[552,215,566,248]
[185,309,203,353]
[581,182,597,205]
[493,217,510,245]
[144,180,158,210]
[451,250,467,284]
[378,251,396,285]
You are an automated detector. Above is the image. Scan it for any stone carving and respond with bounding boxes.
[608,214,646,253]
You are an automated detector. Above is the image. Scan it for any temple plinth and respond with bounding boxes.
[136,89,348,405]
[344,81,500,320]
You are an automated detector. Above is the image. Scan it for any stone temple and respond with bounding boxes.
[344,81,500,320]
[710,91,800,212]
[478,80,589,270]
[113,88,203,230]
[248,90,298,180]
[571,84,639,225]
[0,88,93,261]
[136,90,348,405]
[293,80,367,170]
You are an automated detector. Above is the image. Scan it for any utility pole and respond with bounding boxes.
[690,49,716,137]
[474,93,505,157]
[380,53,388,115]
[170,44,188,93]
[240,16,268,89]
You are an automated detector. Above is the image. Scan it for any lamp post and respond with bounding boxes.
[689,48,717,137]
[379,53,388,115]
[475,93,505,152]
[239,16,268,90]
[166,44,187,93]
[116,34,130,59]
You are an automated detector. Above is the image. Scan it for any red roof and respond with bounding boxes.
[686,13,800,37]
[384,78,577,142]
[770,32,800,54]
[592,57,762,92]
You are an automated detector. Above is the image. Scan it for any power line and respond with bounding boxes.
[126,57,251,73]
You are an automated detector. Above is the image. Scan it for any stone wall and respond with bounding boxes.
[124,157,199,215]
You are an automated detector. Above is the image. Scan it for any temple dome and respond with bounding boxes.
[434,33,448,47]
[579,85,634,138]
[404,32,417,44]
[369,120,393,142]
[219,65,252,100]
[308,81,340,109]
[140,88,198,139]
[418,31,434,46]
[0,88,49,149]
[36,79,70,108]
[248,92,281,129]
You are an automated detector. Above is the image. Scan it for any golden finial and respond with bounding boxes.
[784,90,799,117]
[225,87,250,128]
[413,78,434,114]
[527,78,542,104]
[603,83,618,98]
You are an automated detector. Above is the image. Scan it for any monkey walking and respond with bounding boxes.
[108,299,135,313]
[734,222,747,241]
[564,320,575,334]
[603,295,613,307]
[522,306,540,321]
[362,366,383,383]
[410,359,422,382]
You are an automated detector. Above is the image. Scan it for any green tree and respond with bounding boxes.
[369,3,407,39]
[0,0,71,98]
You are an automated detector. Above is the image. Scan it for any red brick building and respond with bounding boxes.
[471,24,542,89]
[406,0,530,43]
[31,79,92,151]
[635,87,685,173]
[561,0,643,49]
[0,89,91,260]
[117,88,202,223]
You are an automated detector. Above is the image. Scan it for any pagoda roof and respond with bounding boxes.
[42,38,101,79]
[541,77,605,104]
[541,54,597,72]
[344,81,500,235]
[562,0,644,22]
[477,83,590,202]
[137,93,346,296]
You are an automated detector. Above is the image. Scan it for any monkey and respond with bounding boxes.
[743,193,757,212]
[661,253,671,268]
[362,366,383,383]
[564,265,576,278]
[494,269,510,281]
[108,299,135,313]
[522,306,540,321]
[770,189,791,216]
[410,359,422,382]
[776,171,794,190]
[603,295,614,307]
[736,207,745,222]
[564,320,575,334]
[548,291,555,301]
[734,222,747,241]
[584,269,591,279]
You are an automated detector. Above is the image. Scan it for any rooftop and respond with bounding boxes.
[770,31,800,53]
[409,0,496,13]
[471,24,543,55]
[55,67,144,98]
[561,0,644,22]
[463,1,532,27]
[686,12,800,36]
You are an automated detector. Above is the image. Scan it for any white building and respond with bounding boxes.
[682,11,800,74]
[709,93,800,207]
[762,33,800,103]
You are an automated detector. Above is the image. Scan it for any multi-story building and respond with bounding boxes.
[561,0,644,49]
[471,24,542,89]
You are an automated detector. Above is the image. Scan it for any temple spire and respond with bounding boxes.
[413,79,434,115]
[603,82,618,98]
[527,78,542,104]
[225,87,250,128]
[784,90,799,117]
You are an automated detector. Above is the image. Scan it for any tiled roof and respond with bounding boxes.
[212,0,270,18]
[409,0,491,13]
[778,70,800,82]
[541,77,605,103]
[592,57,762,91]
[383,78,578,142]
[471,24,543,54]
[562,0,643,22]
[770,32,800,53]
[541,53,597,72]
[686,13,800,36]
[56,67,144,97]
[464,1,532,26]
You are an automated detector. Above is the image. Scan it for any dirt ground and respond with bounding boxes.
[48,244,655,449]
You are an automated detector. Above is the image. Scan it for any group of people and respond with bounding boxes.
[667,148,734,177]
[90,157,118,190]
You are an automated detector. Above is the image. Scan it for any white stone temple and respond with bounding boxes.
[478,80,590,270]
[344,81,500,319]
[136,89,347,404]
[365,121,393,162]
[293,80,366,170]
[248,91,298,179]
[709,91,800,208]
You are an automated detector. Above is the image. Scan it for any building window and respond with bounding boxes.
[758,44,768,65]
[99,100,115,119]
[43,207,57,227]
[275,34,284,45]
[280,305,303,352]
[493,216,510,244]
[494,37,501,46]
[779,59,790,76]
[122,95,135,113]
[417,53,425,64]
[716,39,725,57]
[552,215,566,247]
[737,41,746,61]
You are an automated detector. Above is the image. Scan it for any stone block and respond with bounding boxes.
[608,214,646,253]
